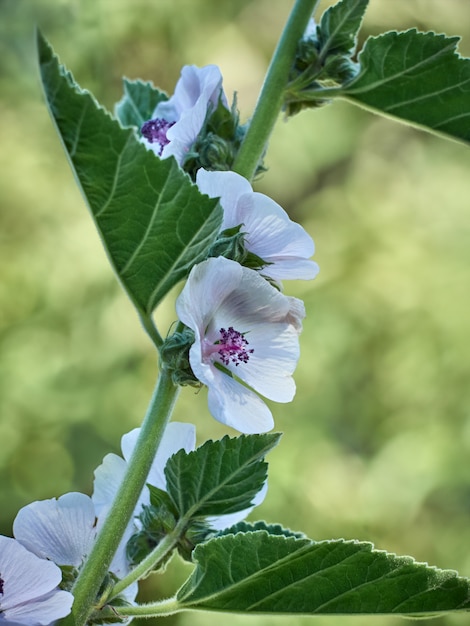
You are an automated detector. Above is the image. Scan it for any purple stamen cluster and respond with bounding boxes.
[217,326,254,366]
[0,574,4,595]
[141,118,176,156]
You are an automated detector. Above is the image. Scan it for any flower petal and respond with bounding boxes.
[0,535,73,622]
[206,366,274,433]
[196,169,252,229]
[13,493,96,568]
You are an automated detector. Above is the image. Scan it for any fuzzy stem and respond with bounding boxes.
[232,0,320,181]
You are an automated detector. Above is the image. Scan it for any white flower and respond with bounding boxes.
[94,422,266,532]
[0,535,73,625]
[141,65,228,165]
[176,256,305,433]
[196,169,319,282]
[13,492,138,620]
[13,492,128,578]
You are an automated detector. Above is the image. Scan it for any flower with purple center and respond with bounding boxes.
[0,535,73,625]
[141,64,228,165]
[196,168,319,282]
[176,256,305,433]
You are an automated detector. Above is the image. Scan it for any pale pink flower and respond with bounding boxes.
[141,65,228,165]
[176,256,305,433]
[196,169,319,282]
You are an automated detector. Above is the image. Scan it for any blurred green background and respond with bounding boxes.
[2,1,470,625]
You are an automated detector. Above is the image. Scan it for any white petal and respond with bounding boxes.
[196,169,252,229]
[207,367,274,433]
[121,423,196,492]
[208,482,268,531]
[13,493,96,568]
[0,535,73,621]
[92,453,128,517]
[3,589,73,625]
[176,257,244,337]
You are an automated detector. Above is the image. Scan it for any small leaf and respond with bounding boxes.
[318,0,369,57]
[115,78,168,129]
[37,31,222,315]
[165,434,280,519]
[343,29,470,143]
[177,532,470,615]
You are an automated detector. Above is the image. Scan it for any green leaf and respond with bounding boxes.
[216,520,307,540]
[37,31,222,315]
[342,30,470,143]
[318,0,369,57]
[177,532,470,615]
[165,434,281,519]
[115,78,168,128]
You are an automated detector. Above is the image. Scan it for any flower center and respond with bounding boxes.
[214,327,254,366]
[141,118,176,156]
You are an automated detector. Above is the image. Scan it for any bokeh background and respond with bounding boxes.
[2,1,470,625]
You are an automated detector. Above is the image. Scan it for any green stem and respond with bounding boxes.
[63,368,180,626]
[110,519,187,599]
[139,311,164,349]
[114,596,181,618]
[232,0,320,181]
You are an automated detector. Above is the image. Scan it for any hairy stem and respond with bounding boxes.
[232,0,320,181]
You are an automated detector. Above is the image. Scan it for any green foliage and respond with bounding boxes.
[318,0,368,57]
[37,31,223,316]
[177,531,470,615]
[342,30,470,143]
[115,79,168,129]
[165,434,280,518]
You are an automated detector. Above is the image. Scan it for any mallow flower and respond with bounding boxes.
[176,256,305,433]
[0,535,73,625]
[141,65,228,165]
[93,421,266,533]
[13,492,138,621]
[196,168,319,281]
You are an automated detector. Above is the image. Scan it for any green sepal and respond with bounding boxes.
[160,326,199,387]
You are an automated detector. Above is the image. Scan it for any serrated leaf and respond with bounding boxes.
[216,520,306,540]
[318,0,369,57]
[115,78,168,128]
[342,29,470,143]
[37,31,222,315]
[177,532,470,615]
[165,434,280,518]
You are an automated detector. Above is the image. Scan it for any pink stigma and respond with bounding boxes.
[216,327,254,366]
[141,118,175,156]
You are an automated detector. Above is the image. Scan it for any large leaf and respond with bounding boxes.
[165,434,280,518]
[115,78,168,128]
[177,532,470,615]
[342,30,470,143]
[318,0,369,57]
[37,31,222,315]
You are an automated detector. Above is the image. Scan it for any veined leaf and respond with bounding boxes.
[37,31,222,315]
[177,532,470,615]
[165,434,280,518]
[318,0,369,57]
[216,520,307,540]
[115,78,168,128]
[342,29,470,143]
